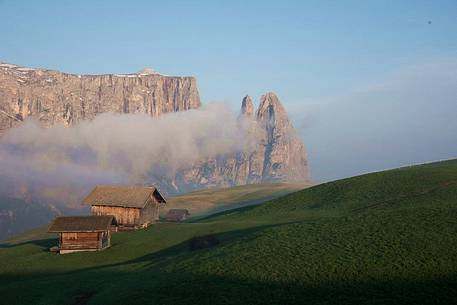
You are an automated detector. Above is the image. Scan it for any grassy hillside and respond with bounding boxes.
[5,182,310,244]
[1,160,457,305]
[165,181,311,216]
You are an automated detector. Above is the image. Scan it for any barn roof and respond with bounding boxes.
[48,216,116,233]
[82,185,166,208]
[166,209,190,221]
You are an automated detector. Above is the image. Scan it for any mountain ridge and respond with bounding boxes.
[0,62,309,193]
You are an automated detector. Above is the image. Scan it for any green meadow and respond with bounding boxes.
[1,159,456,305]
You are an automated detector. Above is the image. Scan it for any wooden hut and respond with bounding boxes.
[166,209,190,222]
[83,185,166,229]
[48,216,116,254]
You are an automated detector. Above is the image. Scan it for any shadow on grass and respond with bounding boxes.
[82,221,301,271]
[190,203,261,222]
[2,265,457,305]
[3,220,457,305]
[96,271,457,305]
[0,220,301,283]
[0,237,55,250]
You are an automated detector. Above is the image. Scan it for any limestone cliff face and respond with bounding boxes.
[241,95,254,116]
[0,62,308,194]
[0,62,200,133]
[174,93,309,192]
[256,92,308,182]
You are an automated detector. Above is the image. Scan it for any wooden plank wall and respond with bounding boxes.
[103,231,111,248]
[92,206,140,226]
[139,200,159,224]
[61,232,100,250]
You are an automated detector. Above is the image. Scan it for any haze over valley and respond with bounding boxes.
[0,2,456,304]
[0,62,309,239]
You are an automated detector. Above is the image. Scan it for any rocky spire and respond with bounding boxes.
[256,92,287,121]
[241,95,254,116]
[177,92,309,190]
[0,62,308,193]
[255,92,308,182]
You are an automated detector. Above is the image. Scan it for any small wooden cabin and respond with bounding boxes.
[48,216,116,254]
[166,209,190,222]
[83,185,166,229]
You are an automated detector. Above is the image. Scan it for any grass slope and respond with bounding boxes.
[1,160,457,305]
[165,181,311,216]
[5,182,310,244]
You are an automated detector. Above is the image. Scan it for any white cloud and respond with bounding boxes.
[0,103,258,205]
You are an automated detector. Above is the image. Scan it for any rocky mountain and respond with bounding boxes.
[174,93,309,192]
[0,62,200,133]
[0,62,308,194]
[0,62,309,239]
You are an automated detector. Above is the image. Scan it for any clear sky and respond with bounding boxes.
[1,0,456,180]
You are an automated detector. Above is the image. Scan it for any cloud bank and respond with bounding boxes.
[0,104,258,205]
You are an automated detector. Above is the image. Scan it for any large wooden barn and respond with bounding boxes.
[83,185,166,229]
[48,215,117,254]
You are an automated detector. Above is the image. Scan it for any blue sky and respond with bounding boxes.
[1,0,456,180]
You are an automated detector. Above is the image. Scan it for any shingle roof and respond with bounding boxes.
[82,185,166,208]
[48,216,115,233]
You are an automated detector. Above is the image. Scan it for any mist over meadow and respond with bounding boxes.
[0,104,258,206]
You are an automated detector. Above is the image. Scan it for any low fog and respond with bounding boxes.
[0,104,258,206]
